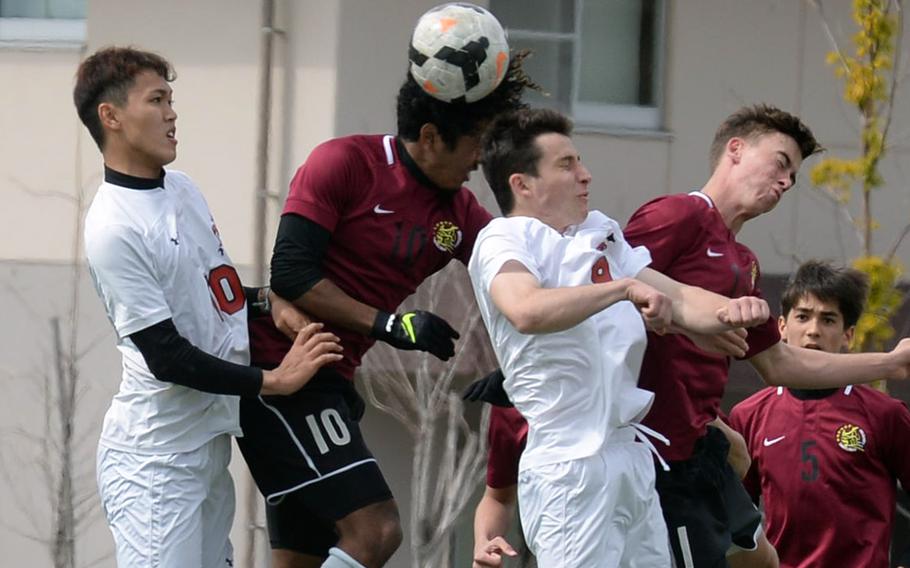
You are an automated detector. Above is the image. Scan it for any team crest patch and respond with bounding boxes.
[835,424,866,452]
[750,261,759,290]
[433,221,462,253]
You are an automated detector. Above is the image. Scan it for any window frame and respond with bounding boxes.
[499,0,667,132]
[0,16,85,49]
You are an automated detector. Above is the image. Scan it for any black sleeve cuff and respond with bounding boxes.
[270,213,331,302]
[129,319,263,397]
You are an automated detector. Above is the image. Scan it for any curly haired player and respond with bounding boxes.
[238,46,536,568]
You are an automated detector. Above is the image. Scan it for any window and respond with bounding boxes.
[490,0,666,131]
[0,0,86,48]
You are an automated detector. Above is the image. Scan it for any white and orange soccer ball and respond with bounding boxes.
[408,3,510,103]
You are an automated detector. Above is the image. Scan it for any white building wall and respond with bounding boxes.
[1,0,908,566]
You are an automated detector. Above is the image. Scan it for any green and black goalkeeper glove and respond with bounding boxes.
[370,310,459,361]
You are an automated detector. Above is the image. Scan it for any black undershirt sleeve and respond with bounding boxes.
[129,319,263,397]
[270,213,331,302]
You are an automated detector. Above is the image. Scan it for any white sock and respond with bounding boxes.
[320,547,368,568]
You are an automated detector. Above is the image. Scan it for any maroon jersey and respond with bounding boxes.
[624,192,780,461]
[486,406,528,489]
[250,135,492,378]
[729,386,910,568]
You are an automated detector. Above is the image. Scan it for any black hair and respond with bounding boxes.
[74,46,175,150]
[781,260,869,328]
[480,108,573,215]
[709,104,823,171]
[396,49,535,149]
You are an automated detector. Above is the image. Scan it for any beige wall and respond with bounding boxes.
[3,0,907,271]
[2,0,909,566]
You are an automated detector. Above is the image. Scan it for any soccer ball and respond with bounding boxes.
[408,3,510,103]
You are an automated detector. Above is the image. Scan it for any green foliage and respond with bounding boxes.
[851,255,903,351]
[809,158,862,203]
[809,0,903,358]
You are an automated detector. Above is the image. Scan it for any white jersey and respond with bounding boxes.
[84,169,248,455]
[469,210,655,470]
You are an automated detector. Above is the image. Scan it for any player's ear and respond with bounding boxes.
[778,314,787,340]
[508,172,531,199]
[98,102,121,132]
[418,123,440,149]
[727,137,744,164]
[842,325,855,352]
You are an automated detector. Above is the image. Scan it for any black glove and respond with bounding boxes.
[462,368,512,407]
[370,310,459,361]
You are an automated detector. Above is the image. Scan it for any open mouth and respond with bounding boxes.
[802,344,822,350]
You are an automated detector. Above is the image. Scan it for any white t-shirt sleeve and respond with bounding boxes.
[85,222,172,338]
[473,220,541,292]
[615,233,652,278]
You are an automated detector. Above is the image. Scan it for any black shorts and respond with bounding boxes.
[655,426,762,568]
[237,368,393,554]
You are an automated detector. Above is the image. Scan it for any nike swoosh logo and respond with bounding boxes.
[400,312,417,343]
[763,435,786,447]
[707,248,724,258]
[374,204,394,215]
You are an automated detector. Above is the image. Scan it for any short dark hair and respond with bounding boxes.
[709,104,822,171]
[396,50,534,150]
[781,260,869,328]
[74,46,175,150]
[480,108,573,215]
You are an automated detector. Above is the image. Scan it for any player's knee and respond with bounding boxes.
[361,512,401,560]
[336,501,402,563]
[374,516,403,557]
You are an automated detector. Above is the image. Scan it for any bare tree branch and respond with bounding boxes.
[6,175,79,205]
[880,0,903,145]
[1,117,102,567]
[806,0,853,75]
[360,265,494,567]
[886,222,910,261]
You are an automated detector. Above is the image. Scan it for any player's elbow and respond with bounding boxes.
[505,309,545,334]
[748,344,789,387]
[753,361,786,386]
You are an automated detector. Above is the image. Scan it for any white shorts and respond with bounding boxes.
[96,434,235,568]
[518,438,671,567]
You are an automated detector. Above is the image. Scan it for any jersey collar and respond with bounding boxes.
[104,165,166,190]
[689,190,715,208]
[788,387,839,400]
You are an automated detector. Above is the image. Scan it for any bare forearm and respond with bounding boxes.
[750,341,905,387]
[491,272,632,334]
[292,278,377,335]
[672,285,731,333]
[474,493,516,545]
[635,269,727,333]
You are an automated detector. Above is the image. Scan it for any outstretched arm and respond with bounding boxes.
[749,338,910,387]
[489,260,671,334]
[635,268,769,334]
[131,320,342,396]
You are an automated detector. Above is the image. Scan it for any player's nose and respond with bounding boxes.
[578,163,592,184]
